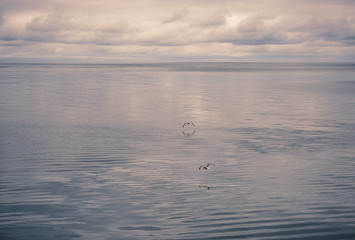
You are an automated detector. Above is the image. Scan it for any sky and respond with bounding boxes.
[0,0,355,62]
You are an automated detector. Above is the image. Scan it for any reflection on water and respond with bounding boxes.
[182,130,196,137]
[0,63,355,239]
[198,186,216,190]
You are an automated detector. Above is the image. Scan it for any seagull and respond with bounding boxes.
[182,122,196,128]
[199,163,215,170]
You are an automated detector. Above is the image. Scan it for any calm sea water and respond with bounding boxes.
[0,62,355,240]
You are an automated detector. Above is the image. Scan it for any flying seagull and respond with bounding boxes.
[199,163,215,170]
[182,122,196,128]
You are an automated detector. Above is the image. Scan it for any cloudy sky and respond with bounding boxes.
[0,0,354,62]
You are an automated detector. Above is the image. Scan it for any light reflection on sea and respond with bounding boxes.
[0,63,355,239]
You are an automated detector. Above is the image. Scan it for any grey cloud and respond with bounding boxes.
[26,13,65,32]
[226,12,355,46]
[197,10,227,28]
[313,17,355,42]
[2,0,354,46]
[0,34,17,41]
[1,0,355,61]
[237,14,267,33]
[218,31,290,46]
[280,15,355,44]
[26,11,135,35]
[0,10,4,26]
[163,7,189,24]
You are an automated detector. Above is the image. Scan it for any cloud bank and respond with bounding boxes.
[0,0,354,62]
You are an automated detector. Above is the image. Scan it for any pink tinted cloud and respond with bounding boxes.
[0,0,354,61]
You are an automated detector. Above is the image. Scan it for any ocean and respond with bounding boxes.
[0,62,355,239]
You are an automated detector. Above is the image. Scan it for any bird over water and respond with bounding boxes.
[182,122,196,128]
[199,163,215,170]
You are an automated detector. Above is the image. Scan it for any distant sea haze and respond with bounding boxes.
[1,62,355,239]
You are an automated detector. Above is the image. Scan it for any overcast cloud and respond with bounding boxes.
[0,0,354,62]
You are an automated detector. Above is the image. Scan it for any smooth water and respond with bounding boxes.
[0,62,355,240]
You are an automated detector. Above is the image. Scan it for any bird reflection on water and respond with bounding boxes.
[199,185,216,190]
[182,130,195,136]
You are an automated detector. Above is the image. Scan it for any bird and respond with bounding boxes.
[199,163,215,170]
[182,122,196,128]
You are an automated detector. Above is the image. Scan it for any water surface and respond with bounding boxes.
[1,62,355,239]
